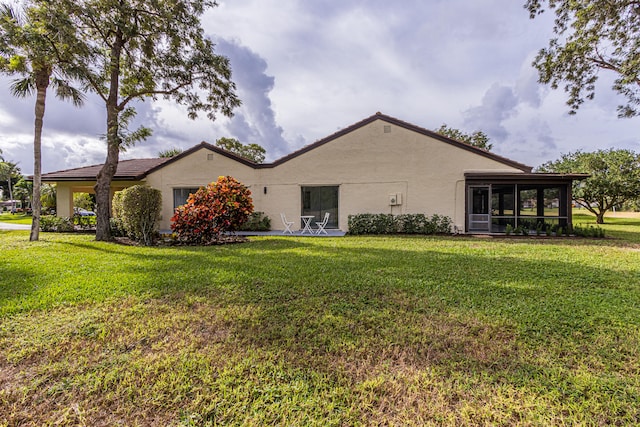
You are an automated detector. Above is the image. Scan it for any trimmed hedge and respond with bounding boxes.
[40,215,75,232]
[119,185,162,246]
[348,213,452,235]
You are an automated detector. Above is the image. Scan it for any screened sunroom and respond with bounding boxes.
[464,172,588,234]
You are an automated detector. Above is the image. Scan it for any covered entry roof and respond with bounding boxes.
[40,158,171,182]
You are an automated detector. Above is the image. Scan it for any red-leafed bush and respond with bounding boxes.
[170,176,254,244]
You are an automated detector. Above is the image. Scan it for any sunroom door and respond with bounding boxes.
[468,186,490,232]
[301,186,339,229]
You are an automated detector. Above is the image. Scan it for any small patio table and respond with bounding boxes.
[300,215,315,234]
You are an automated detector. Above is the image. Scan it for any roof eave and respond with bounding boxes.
[464,172,590,181]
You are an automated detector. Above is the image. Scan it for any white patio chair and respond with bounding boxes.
[315,212,330,235]
[280,213,294,234]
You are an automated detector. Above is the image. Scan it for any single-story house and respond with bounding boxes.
[41,112,587,233]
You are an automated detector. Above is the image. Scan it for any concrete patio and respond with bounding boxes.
[159,229,347,237]
[234,229,347,237]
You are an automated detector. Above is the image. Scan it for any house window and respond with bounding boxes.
[173,187,200,210]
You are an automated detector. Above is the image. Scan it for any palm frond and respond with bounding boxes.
[10,76,34,97]
[52,77,85,106]
[0,3,18,22]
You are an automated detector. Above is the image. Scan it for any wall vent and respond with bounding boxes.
[207,153,214,160]
[383,125,391,133]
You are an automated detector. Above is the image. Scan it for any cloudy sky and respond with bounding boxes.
[1,0,638,175]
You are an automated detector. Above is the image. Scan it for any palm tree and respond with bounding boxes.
[0,157,20,210]
[40,183,57,213]
[13,177,33,211]
[0,3,85,240]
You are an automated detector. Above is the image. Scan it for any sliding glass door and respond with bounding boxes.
[301,186,339,229]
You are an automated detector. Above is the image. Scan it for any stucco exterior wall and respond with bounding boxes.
[265,121,523,231]
[145,149,260,230]
[148,119,524,232]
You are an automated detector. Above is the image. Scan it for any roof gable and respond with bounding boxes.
[268,112,532,172]
[40,143,258,181]
[142,141,260,177]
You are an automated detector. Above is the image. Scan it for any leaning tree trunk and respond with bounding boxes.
[30,68,51,241]
[595,211,605,224]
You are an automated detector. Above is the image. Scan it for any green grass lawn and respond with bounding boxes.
[573,211,640,244]
[0,213,32,225]
[1,218,640,425]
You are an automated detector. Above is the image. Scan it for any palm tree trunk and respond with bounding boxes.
[30,68,50,241]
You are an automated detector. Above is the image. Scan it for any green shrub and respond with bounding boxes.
[396,213,426,234]
[239,211,271,231]
[109,217,126,237]
[573,224,605,238]
[72,215,96,230]
[348,214,395,235]
[112,191,124,219]
[348,213,452,235]
[171,176,253,244]
[431,214,453,234]
[536,222,543,236]
[120,185,162,246]
[40,215,74,232]
[505,224,513,235]
[110,191,127,237]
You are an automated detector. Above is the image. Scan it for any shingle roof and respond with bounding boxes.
[41,158,171,181]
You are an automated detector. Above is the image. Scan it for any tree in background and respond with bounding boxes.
[0,2,85,240]
[13,177,33,209]
[526,0,640,117]
[40,183,56,212]
[73,192,94,211]
[48,0,241,241]
[0,155,21,209]
[158,147,183,158]
[215,137,266,163]
[538,149,640,223]
[434,125,493,151]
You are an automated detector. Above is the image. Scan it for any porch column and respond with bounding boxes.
[561,183,570,229]
[56,184,73,217]
[536,187,545,218]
